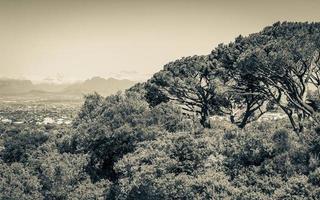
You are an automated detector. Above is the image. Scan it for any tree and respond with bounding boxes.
[146,56,223,128]
[210,41,270,128]
[72,92,104,127]
[236,30,320,132]
[210,22,320,132]
[71,90,192,181]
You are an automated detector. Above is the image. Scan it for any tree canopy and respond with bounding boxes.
[146,22,320,131]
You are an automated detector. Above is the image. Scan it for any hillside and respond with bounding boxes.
[1,22,320,199]
[0,79,34,95]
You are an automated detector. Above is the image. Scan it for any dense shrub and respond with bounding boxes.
[0,162,43,200]
[0,131,49,163]
[114,132,235,199]
[1,107,320,199]
[69,91,193,181]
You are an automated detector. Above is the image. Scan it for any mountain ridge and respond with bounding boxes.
[0,77,136,96]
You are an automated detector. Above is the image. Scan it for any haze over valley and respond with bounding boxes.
[0,76,136,96]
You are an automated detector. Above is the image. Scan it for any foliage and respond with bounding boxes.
[211,22,320,132]
[0,130,49,163]
[145,55,224,127]
[70,90,193,181]
[2,22,320,199]
[0,162,43,200]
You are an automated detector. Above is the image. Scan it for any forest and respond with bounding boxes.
[1,22,320,199]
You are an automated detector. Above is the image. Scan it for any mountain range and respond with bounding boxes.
[0,77,136,96]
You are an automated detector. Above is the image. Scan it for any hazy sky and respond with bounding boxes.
[1,0,320,82]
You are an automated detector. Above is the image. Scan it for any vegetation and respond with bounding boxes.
[1,22,320,199]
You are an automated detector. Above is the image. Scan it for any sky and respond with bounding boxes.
[0,0,320,82]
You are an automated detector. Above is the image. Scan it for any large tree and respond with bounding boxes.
[210,41,270,128]
[145,56,224,128]
[207,22,320,132]
[234,23,320,132]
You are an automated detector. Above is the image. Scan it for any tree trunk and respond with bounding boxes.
[230,115,235,124]
[297,111,306,133]
[200,106,210,128]
[200,114,210,128]
[238,111,252,129]
[284,108,299,132]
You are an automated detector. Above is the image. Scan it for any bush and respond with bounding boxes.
[113,132,229,199]
[309,167,320,186]
[1,131,49,163]
[0,163,43,200]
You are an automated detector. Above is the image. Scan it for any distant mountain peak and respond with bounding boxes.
[89,76,105,81]
[63,77,136,96]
